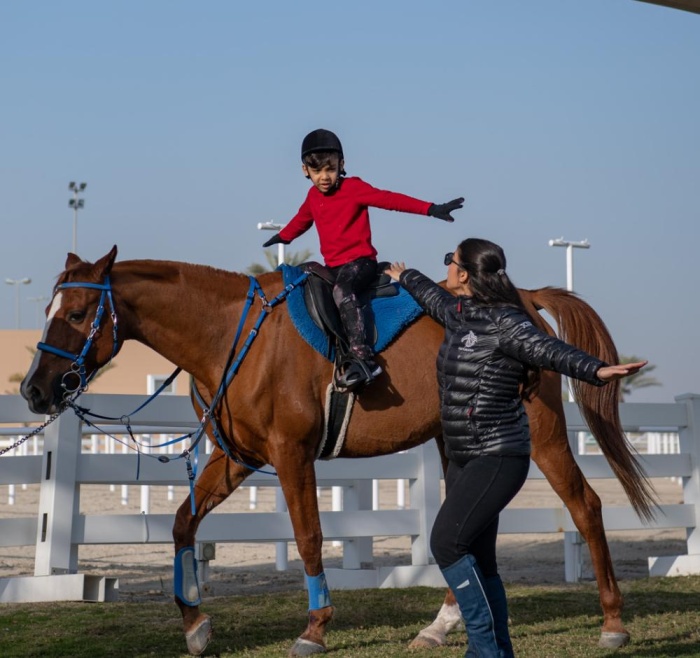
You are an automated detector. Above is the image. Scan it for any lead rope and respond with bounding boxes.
[0,406,69,457]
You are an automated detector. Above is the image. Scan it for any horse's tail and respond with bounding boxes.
[522,286,658,522]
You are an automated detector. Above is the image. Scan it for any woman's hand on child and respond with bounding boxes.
[428,197,465,223]
[385,262,406,282]
[596,360,648,382]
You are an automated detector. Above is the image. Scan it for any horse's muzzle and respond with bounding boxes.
[20,376,60,415]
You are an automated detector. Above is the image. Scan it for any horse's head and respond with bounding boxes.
[21,246,122,414]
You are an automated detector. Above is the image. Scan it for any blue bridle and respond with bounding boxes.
[36,278,120,396]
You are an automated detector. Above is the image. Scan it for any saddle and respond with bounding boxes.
[281,261,422,393]
[280,262,422,458]
[299,261,399,365]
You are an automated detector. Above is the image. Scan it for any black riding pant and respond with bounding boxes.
[430,455,530,575]
[330,257,377,360]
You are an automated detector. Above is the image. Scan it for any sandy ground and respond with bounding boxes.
[0,476,687,602]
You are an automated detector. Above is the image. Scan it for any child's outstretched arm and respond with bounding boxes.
[262,197,315,247]
[353,179,464,222]
[596,361,648,382]
[427,197,465,223]
[262,233,290,248]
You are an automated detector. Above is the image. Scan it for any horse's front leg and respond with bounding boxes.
[172,446,251,656]
[275,455,333,657]
[528,389,629,649]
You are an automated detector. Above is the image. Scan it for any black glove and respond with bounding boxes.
[427,197,465,223]
[262,233,290,248]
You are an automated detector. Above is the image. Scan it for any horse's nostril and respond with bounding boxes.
[21,383,44,407]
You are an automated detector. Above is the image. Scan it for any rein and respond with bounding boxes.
[177,272,309,510]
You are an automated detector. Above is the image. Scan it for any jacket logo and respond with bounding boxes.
[460,331,477,349]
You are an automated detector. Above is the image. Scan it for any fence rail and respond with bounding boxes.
[1,392,700,603]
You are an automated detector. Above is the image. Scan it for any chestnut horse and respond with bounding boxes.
[21,247,654,656]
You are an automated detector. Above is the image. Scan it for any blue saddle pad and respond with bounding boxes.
[281,264,424,362]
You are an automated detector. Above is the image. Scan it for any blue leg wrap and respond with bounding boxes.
[305,572,332,610]
[174,546,201,606]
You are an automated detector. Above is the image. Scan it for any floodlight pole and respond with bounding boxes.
[547,237,590,292]
[548,237,591,583]
[68,182,87,254]
[257,221,286,265]
[548,237,591,401]
[5,277,32,328]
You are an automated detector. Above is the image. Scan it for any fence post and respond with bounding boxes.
[678,393,700,555]
[34,411,82,576]
[275,487,289,571]
[648,393,700,577]
[564,427,584,582]
[341,479,373,569]
[408,442,442,566]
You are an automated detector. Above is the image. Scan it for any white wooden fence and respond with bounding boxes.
[1,392,700,603]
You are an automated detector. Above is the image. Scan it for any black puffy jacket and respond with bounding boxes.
[399,269,607,463]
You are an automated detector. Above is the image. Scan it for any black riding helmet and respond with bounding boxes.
[301,129,344,160]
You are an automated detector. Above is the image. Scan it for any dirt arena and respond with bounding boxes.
[0,476,687,601]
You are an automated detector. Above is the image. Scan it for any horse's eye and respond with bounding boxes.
[67,310,87,323]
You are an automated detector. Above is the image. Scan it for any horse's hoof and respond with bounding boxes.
[186,615,213,655]
[288,637,326,656]
[598,631,630,649]
[408,631,445,649]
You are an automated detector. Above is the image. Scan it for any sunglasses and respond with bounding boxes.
[444,252,466,270]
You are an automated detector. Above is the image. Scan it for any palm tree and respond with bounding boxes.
[246,248,314,275]
[618,354,661,401]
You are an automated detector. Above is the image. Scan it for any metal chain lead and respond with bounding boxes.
[0,406,67,457]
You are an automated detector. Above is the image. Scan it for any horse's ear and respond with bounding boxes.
[65,253,82,268]
[95,245,118,277]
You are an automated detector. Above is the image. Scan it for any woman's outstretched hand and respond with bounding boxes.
[597,360,648,382]
[385,262,406,282]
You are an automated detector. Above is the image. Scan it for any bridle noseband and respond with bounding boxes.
[36,277,120,396]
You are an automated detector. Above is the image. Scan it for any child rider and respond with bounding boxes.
[262,128,464,391]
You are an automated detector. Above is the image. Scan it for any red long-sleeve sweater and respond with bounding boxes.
[279,176,432,267]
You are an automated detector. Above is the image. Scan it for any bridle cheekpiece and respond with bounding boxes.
[36,277,119,397]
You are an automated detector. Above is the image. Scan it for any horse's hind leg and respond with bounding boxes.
[409,589,463,648]
[274,454,333,656]
[528,377,629,649]
[409,435,463,649]
[172,446,251,656]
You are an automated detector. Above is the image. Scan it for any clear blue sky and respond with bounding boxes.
[1,1,698,402]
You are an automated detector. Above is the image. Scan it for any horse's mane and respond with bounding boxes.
[57,256,264,301]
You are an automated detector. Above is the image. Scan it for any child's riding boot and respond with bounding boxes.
[336,297,382,390]
[482,574,514,657]
[335,352,382,392]
[440,553,503,658]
